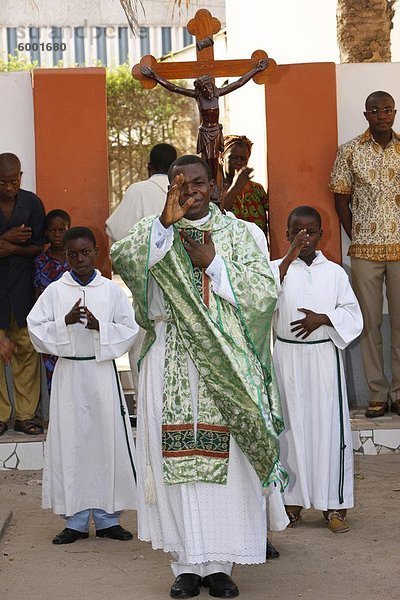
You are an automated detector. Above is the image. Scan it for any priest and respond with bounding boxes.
[111,156,286,599]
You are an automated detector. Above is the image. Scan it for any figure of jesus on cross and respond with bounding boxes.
[133,8,276,195]
[140,59,268,189]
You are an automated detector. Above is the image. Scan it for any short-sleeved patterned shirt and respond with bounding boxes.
[329,129,400,261]
[223,180,269,235]
[33,248,69,294]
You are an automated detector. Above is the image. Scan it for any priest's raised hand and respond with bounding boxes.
[159,173,195,228]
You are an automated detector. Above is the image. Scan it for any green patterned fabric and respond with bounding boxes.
[111,203,287,490]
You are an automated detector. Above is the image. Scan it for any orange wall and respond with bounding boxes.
[265,62,341,263]
[33,68,110,276]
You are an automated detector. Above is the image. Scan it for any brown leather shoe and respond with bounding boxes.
[325,511,350,534]
[364,403,387,418]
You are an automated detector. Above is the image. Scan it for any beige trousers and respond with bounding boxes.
[351,258,400,405]
[0,313,41,422]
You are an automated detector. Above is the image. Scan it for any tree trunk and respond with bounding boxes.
[337,0,396,62]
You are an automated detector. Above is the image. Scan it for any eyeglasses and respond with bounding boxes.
[365,108,396,116]
[65,248,93,259]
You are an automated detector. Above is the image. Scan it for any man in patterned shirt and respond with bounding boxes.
[330,91,400,418]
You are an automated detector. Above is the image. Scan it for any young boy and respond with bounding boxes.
[27,226,138,544]
[34,209,71,394]
[271,206,363,533]
[34,209,71,295]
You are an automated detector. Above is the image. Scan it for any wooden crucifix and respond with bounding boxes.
[132,9,276,192]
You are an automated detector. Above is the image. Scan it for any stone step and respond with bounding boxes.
[1,413,399,470]
[349,411,400,456]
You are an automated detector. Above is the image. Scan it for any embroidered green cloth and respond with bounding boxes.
[111,204,287,490]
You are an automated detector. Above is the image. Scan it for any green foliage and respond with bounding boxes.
[0,58,197,208]
[107,63,197,208]
[107,62,196,153]
[0,54,38,72]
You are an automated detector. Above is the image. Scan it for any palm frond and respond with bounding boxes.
[118,1,145,34]
[118,1,193,34]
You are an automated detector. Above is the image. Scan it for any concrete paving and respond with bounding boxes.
[1,455,400,600]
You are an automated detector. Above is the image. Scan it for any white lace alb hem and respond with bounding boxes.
[138,535,267,565]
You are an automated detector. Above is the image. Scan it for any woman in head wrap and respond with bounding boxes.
[221,135,269,242]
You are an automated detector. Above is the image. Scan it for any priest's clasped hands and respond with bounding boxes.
[180,230,215,269]
[65,298,100,331]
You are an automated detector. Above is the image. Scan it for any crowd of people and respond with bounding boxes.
[0,89,398,598]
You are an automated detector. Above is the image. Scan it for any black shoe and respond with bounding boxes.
[52,528,89,545]
[202,573,239,598]
[95,525,133,540]
[266,539,280,560]
[170,574,202,599]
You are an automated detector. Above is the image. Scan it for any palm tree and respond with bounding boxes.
[118,1,397,63]
[337,0,396,62]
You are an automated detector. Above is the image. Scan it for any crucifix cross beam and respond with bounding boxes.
[131,8,276,88]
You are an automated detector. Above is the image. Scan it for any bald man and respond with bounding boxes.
[0,152,45,436]
[330,91,400,419]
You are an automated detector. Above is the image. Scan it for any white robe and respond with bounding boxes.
[106,174,169,395]
[105,174,169,243]
[27,270,139,517]
[137,215,267,568]
[270,252,363,510]
[224,213,288,530]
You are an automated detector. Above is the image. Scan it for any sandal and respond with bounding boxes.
[390,400,400,416]
[287,512,302,527]
[14,420,44,435]
[285,505,302,528]
[0,421,8,436]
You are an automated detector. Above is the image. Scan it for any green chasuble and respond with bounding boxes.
[111,204,287,490]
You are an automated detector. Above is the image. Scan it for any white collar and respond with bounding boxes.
[294,250,327,267]
[181,212,211,227]
[61,269,103,287]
